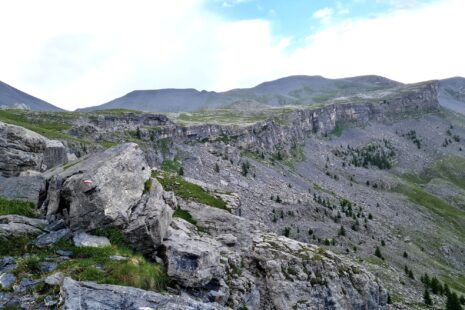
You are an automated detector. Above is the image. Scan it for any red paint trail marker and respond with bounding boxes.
[83,179,93,185]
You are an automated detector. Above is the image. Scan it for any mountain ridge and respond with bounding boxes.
[0,80,64,112]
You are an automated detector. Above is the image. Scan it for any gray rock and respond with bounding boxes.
[33,228,70,247]
[45,272,64,286]
[0,175,45,202]
[61,277,230,310]
[56,250,72,257]
[0,256,15,271]
[41,139,68,171]
[0,215,47,237]
[44,219,67,232]
[0,273,16,289]
[39,261,58,273]
[44,295,58,307]
[73,232,111,248]
[14,277,40,292]
[163,219,224,288]
[109,255,127,261]
[0,121,67,177]
[43,143,150,231]
[124,178,173,254]
[216,234,238,247]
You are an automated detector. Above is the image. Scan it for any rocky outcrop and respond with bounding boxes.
[43,143,150,229]
[163,219,224,288]
[124,178,173,254]
[0,121,67,177]
[60,277,229,310]
[0,215,47,237]
[42,143,173,253]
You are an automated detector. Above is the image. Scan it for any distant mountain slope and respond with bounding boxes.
[438,77,465,115]
[0,81,63,111]
[77,75,403,113]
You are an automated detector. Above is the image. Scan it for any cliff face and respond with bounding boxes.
[65,81,439,159]
[146,81,439,151]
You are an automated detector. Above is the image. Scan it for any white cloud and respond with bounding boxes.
[313,8,334,20]
[0,0,464,110]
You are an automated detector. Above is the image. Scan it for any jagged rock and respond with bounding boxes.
[73,232,111,248]
[44,295,58,307]
[0,273,16,289]
[163,219,224,288]
[14,277,40,293]
[33,228,70,247]
[0,257,16,274]
[45,272,64,286]
[124,178,173,254]
[60,277,230,310]
[0,175,45,202]
[0,215,47,237]
[0,121,67,177]
[44,218,67,232]
[39,262,58,273]
[216,234,237,247]
[43,143,150,231]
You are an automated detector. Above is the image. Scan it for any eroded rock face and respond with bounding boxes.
[124,178,173,254]
[60,277,229,310]
[0,121,67,177]
[43,143,150,230]
[163,219,224,288]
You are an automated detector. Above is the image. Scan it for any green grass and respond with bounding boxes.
[0,235,36,256]
[60,244,169,291]
[0,109,73,140]
[172,207,208,233]
[0,196,37,217]
[397,184,465,240]
[1,228,170,292]
[161,160,182,173]
[153,171,229,211]
[173,207,197,226]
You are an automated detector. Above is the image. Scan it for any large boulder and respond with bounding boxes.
[43,143,172,252]
[60,277,230,310]
[44,143,150,230]
[162,219,224,288]
[0,121,67,177]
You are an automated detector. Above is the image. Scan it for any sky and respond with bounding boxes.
[0,0,464,111]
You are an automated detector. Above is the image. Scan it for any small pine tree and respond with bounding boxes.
[403,251,408,258]
[178,166,184,176]
[283,227,291,237]
[387,293,392,304]
[338,225,346,236]
[423,289,432,305]
[308,228,313,235]
[214,163,220,173]
[368,213,373,220]
[374,246,384,260]
[430,277,440,294]
[446,293,463,310]
[381,240,386,246]
[408,269,414,280]
[275,196,282,203]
